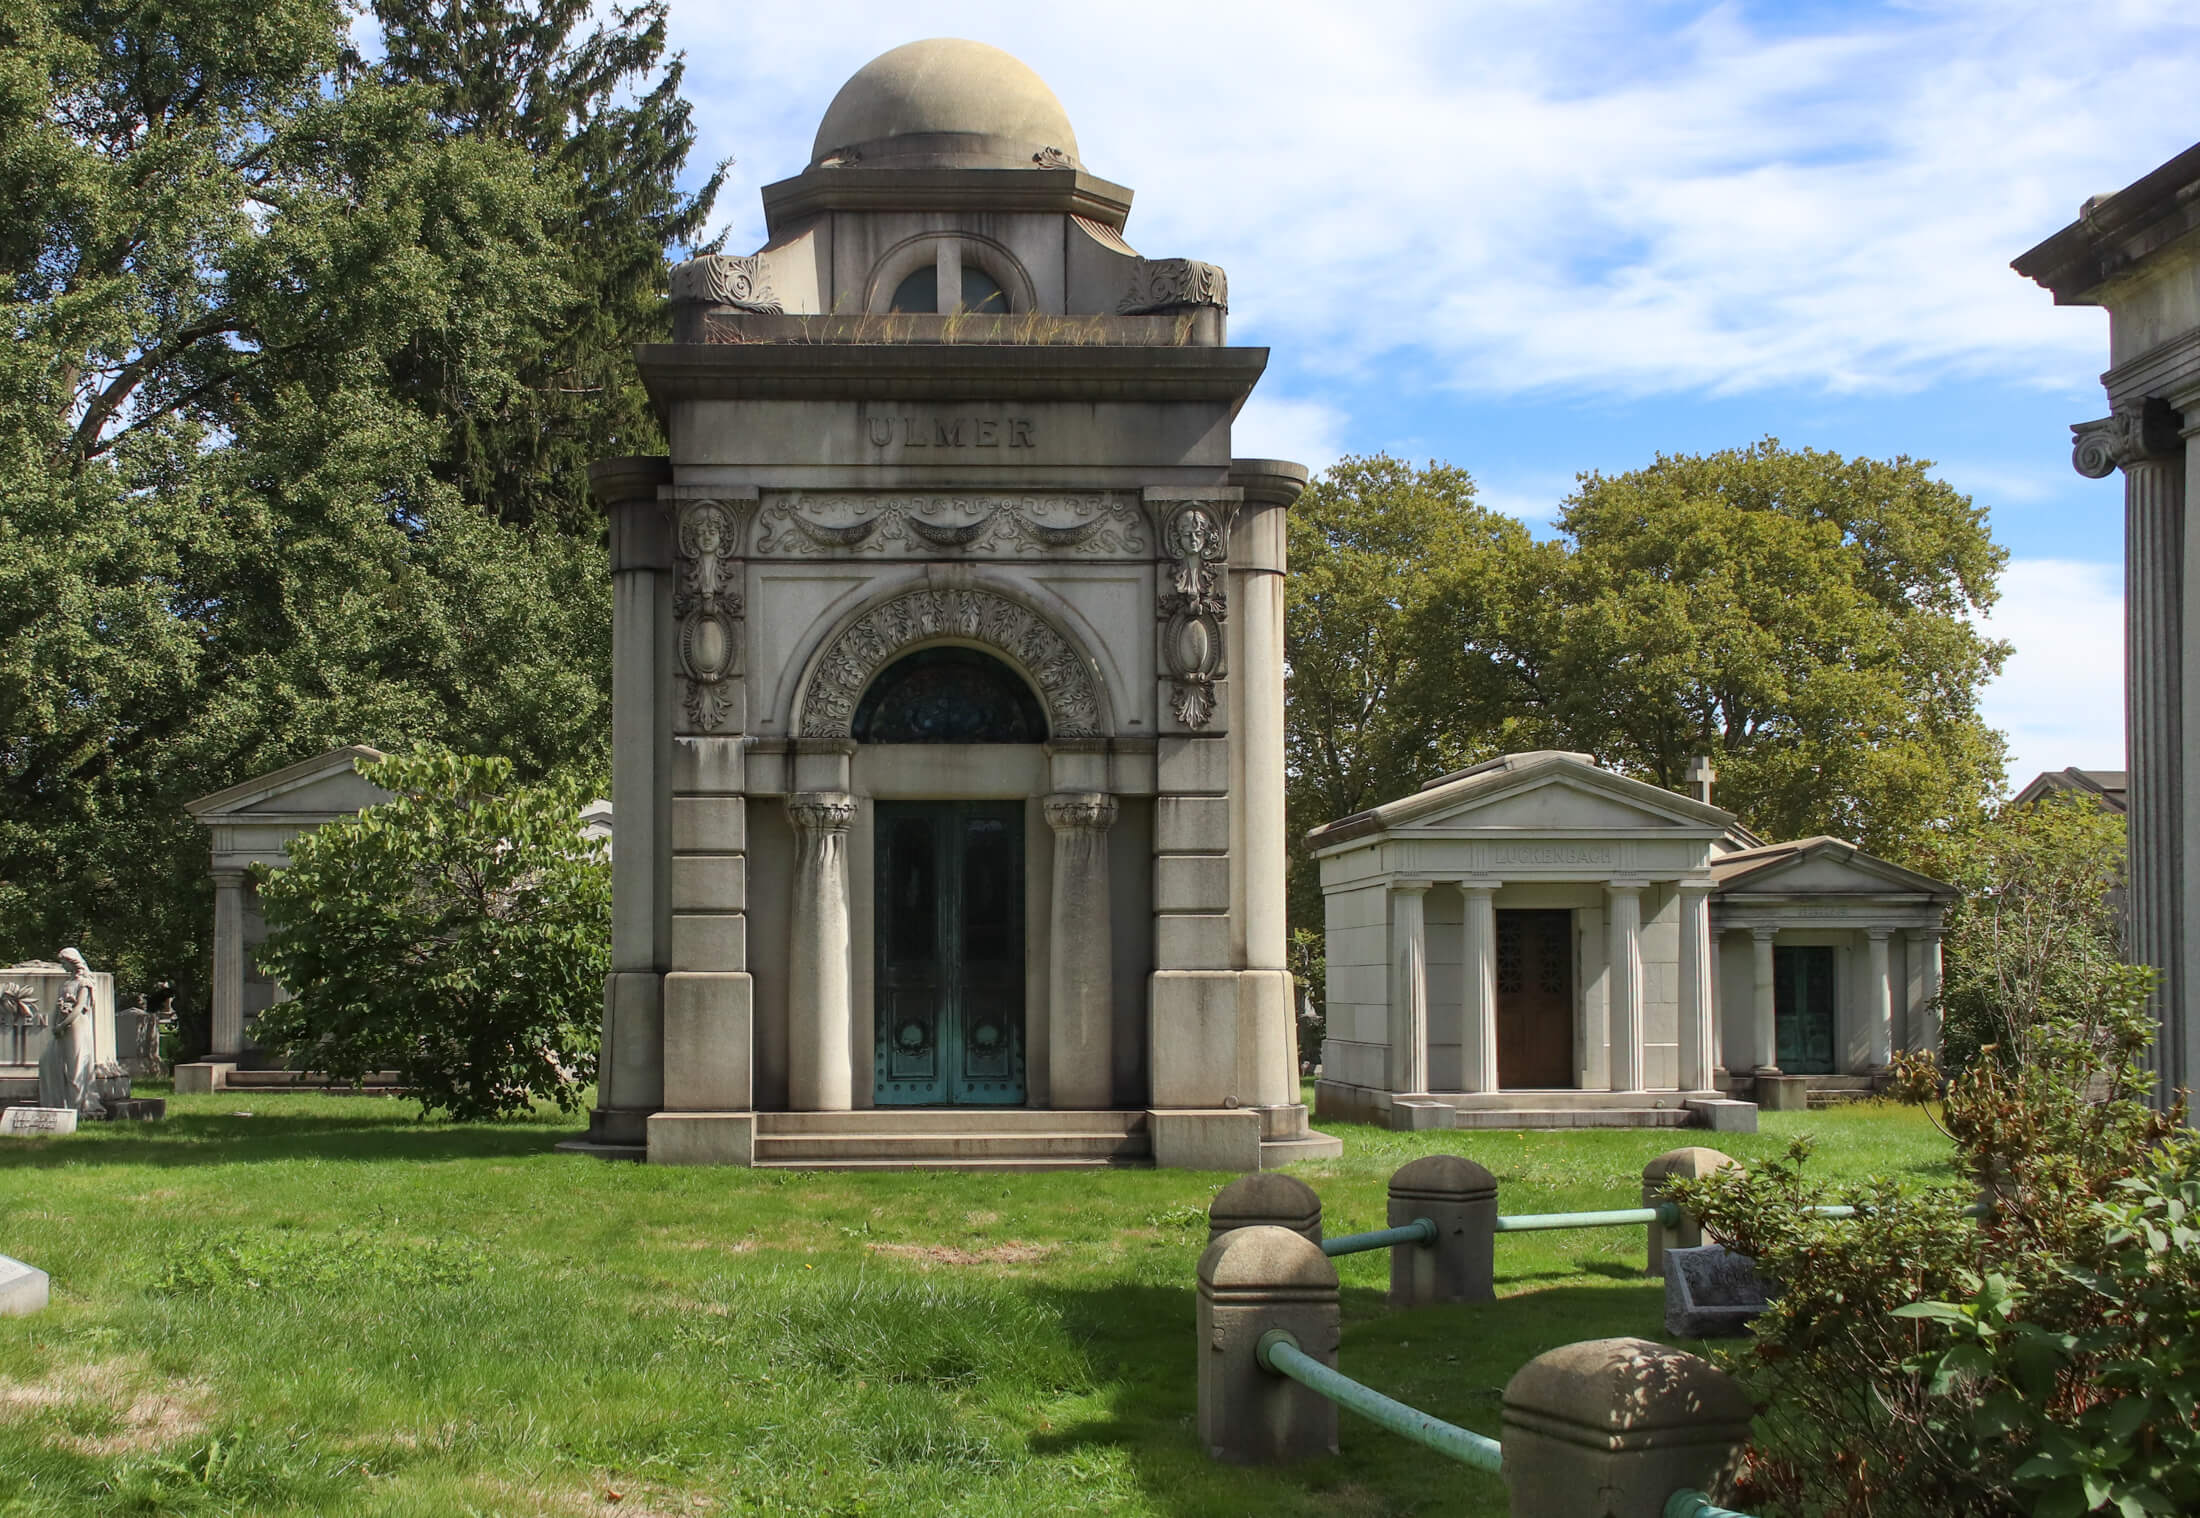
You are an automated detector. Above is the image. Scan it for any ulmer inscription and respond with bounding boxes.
[866,415,1035,449]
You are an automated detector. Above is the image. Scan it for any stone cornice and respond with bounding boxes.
[760,166,1134,235]
[2103,327,2200,412]
[635,343,1269,414]
[2013,140,2200,304]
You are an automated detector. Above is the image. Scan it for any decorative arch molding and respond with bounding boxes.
[795,582,1106,739]
[863,231,1037,316]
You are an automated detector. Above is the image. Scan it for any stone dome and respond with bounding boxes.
[809,39,1080,171]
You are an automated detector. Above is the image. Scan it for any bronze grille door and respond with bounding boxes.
[1495,909,1575,1088]
[874,802,1027,1105]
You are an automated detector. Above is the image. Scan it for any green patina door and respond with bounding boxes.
[874,802,1027,1106]
[1774,945,1837,1075]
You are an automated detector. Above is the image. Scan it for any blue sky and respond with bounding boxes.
[655,0,2200,788]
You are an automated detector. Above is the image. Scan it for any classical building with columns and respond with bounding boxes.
[2015,141,2200,1112]
[1309,752,1955,1130]
[577,40,1335,1169]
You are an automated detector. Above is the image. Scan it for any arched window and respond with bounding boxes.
[852,647,1046,743]
[888,265,1011,315]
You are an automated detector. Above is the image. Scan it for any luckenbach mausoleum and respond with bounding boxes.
[577,39,1338,1170]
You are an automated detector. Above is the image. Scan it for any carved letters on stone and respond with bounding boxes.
[752,494,1147,558]
[1155,501,1230,729]
[669,255,782,314]
[2072,398,2185,477]
[800,587,1102,739]
[674,500,746,732]
[1118,258,1229,314]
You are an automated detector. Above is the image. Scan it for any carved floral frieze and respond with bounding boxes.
[751,493,1148,559]
[673,499,747,732]
[1154,500,1231,729]
[800,587,1103,739]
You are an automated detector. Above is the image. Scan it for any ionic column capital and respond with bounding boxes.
[785,791,856,834]
[2072,398,2185,478]
[1043,791,1119,832]
[1750,924,1779,944]
[1458,880,1498,900]
[211,868,251,891]
[1390,879,1433,898]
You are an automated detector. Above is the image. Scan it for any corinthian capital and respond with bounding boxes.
[786,791,857,834]
[1043,792,1119,832]
[2072,398,2184,478]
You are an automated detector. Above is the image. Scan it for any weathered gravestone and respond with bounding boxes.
[1663,1244,1773,1338]
[0,1105,78,1136]
[0,1256,48,1316]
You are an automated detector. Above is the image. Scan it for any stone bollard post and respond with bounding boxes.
[1501,1337,1752,1518]
[1642,1148,1739,1277]
[1207,1171,1323,1247]
[1196,1225,1340,1464]
[1387,1154,1497,1308]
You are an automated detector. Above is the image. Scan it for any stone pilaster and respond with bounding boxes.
[1606,883,1645,1092]
[2077,401,2186,1106]
[1044,792,1118,1109]
[1461,883,1499,1094]
[1750,926,1779,1073]
[1677,884,1715,1092]
[1864,926,1894,1071]
[786,791,857,1112]
[1390,881,1432,1097]
[209,869,249,1059]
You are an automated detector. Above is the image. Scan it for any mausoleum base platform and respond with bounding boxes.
[1318,1081,1746,1132]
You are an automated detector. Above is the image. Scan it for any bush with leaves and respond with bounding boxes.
[253,750,609,1119]
[1666,966,2189,1517]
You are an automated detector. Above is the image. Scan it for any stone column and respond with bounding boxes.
[1907,927,1944,1054]
[1751,926,1779,1072]
[1461,883,1500,1093]
[209,869,249,1058]
[785,791,857,1112]
[1606,883,1645,1093]
[1864,927,1894,1071]
[1677,884,1715,1092]
[2075,402,2185,1105]
[1391,881,1432,1097]
[1044,792,1118,1109]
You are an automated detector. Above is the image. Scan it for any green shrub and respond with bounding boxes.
[1668,969,2189,1517]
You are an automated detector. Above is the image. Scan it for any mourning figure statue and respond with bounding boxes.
[36,947,99,1115]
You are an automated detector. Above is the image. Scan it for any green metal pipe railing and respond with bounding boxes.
[1665,1490,1755,1518]
[1257,1329,1503,1473]
[1320,1218,1438,1256]
[1496,1205,1665,1232]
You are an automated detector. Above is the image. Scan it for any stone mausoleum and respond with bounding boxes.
[1310,752,1956,1130]
[579,40,1335,1170]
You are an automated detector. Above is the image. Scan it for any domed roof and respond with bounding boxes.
[810,39,1080,171]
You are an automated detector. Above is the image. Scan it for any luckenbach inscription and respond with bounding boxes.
[866,415,1035,449]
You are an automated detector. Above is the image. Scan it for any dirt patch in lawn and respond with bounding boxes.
[0,1355,211,1456]
[865,1242,1056,1267]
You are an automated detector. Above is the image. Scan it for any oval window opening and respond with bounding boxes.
[852,647,1047,743]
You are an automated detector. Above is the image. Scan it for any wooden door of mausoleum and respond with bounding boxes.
[1496,909,1575,1088]
[873,802,1028,1105]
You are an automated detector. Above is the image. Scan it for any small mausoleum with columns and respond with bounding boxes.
[577,39,1336,1169]
[1309,752,1956,1130]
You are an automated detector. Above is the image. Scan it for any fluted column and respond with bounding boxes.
[1751,926,1779,1073]
[1677,884,1715,1092]
[1044,793,1118,1109]
[1606,882,1645,1092]
[1864,927,1894,1071]
[210,869,249,1058]
[1390,882,1432,1096]
[2076,401,2185,1105]
[786,791,857,1112]
[1461,884,1499,1093]
[1907,927,1944,1054]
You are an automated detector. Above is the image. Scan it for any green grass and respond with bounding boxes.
[0,1086,1956,1516]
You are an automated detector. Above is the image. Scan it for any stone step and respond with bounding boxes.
[754,1156,1153,1171]
[753,1130,1152,1163]
[1451,1108,1698,1130]
[757,1109,1147,1136]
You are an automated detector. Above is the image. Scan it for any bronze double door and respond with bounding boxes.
[873,802,1027,1106]
[1494,909,1575,1089]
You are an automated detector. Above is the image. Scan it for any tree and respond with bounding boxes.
[253,750,609,1118]
[1909,791,2127,1074]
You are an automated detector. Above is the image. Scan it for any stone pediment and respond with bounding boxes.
[1308,751,1732,854]
[1711,837,1956,901]
[186,746,391,823]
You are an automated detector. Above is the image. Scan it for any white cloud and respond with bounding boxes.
[1230,396,1349,476]
[1978,558,2125,789]
[664,1,2195,402]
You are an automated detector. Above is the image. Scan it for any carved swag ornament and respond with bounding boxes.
[1118,258,1229,314]
[674,500,746,732]
[800,587,1103,740]
[1155,501,1230,729]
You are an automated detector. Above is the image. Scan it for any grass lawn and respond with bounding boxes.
[0,1087,1957,1517]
